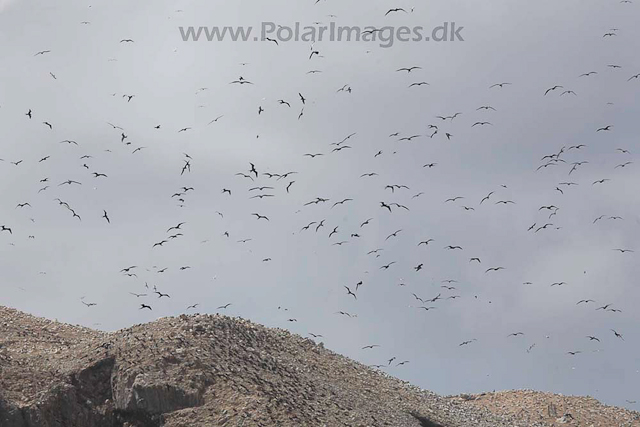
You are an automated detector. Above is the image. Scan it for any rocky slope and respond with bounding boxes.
[1,306,638,427]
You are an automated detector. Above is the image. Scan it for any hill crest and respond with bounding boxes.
[1,306,638,427]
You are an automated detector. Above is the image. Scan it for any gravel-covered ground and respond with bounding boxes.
[451,390,640,427]
[1,305,638,427]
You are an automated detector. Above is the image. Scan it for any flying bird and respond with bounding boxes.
[344,286,357,300]
[544,85,563,95]
[385,230,402,241]
[380,262,396,270]
[208,115,224,125]
[230,77,253,85]
[611,329,624,340]
[480,192,494,204]
[167,222,185,232]
[445,196,464,203]
[332,198,353,208]
[129,292,147,298]
[397,66,421,72]
[385,8,407,15]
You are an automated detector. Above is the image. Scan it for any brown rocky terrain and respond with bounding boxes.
[1,306,638,427]
[457,390,640,427]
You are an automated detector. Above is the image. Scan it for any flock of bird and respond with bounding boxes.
[1,0,638,406]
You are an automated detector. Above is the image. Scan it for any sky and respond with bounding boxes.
[1,0,639,411]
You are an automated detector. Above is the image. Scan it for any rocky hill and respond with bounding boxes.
[1,306,638,427]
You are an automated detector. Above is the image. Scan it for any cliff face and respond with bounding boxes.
[1,306,638,427]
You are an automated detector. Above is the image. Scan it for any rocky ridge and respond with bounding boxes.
[1,306,638,427]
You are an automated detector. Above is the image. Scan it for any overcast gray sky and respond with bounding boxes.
[1,0,639,411]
